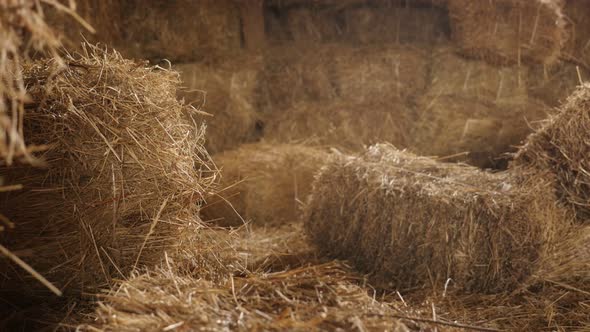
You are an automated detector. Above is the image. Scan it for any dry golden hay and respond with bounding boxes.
[175,56,264,154]
[0,44,217,298]
[80,224,484,332]
[428,47,529,104]
[286,8,341,44]
[305,144,566,293]
[512,83,590,222]
[118,0,241,62]
[447,0,567,66]
[265,99,412,152]
[0,0,88,167]
[201,143,328,227]
[412,95,550,169]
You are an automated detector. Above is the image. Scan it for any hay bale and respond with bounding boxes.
[262,46,336,112]
[331,45,429,103]
[512,84,590,222]
[563,0,590,67]
[265,100,412,151]
[201,143,328,227]
[120,0,241,62]
[412,96,550,168]
[286,8,341,44]
[0,45,216,297]
[345,5,449,45]
[305,144,565,293]
[448,0,567,66]
[428,47,528,104]
[175,56,264,154]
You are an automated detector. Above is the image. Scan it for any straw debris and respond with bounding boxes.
[305,144,565,293]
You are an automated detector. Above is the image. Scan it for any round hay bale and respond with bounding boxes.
[412,95,550,168]
[512,83,590,222]
[304,144,565,293]
[265,99,412,152]
[201,143,328,227]
[448,0,567,66]
[175,56,264,154]
[0,46,216,297]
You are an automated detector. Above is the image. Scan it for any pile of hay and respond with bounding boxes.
[305,144,566,293]
[265,100,412,152]
[512,83,590,221]
[0,45,216,298]
[201,143,328,227]
[81,224,463,332]
[448,0,567,66]
[175,56,264,154]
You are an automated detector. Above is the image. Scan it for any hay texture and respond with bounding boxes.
[263,45,428,111]
[120,0,241,62]
[0,45,216,297]
[512,83,590,222]
[265,100,412,152]
[528,62,588,107]
[448,0,567,66]
[175,56,264,154]
[201,143,327,227]
[305,144,564,293]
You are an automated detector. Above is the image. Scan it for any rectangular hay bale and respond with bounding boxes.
[305,144,564,293]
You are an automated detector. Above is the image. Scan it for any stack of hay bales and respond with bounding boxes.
[447,0,567,66]
[202,143,328,227]
[0,45,216,297]
[305,144,566,292]
[512,84,590,222]
[117,0,241,62]
[413,47,550,168]
[175,56,264,154]
[265,100,412,151]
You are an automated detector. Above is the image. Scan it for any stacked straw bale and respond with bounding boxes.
[563,0,590,67]
[286,8,341,44]
[201,143,328,227]
[448,0,567,66]
[512,84,590,222]
[412,47,550,168]
[263,45,428,111]
[119,0,241,62]
[305,144,565,292]
[345,4,449,46]
[175,56,264,154]
[265,100,412,152]
[528,62,589,107]
[0,45,216,297]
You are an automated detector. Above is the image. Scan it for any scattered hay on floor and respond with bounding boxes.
[175,56,264,154]
[201,143,328,227]
[448,0,567,66]
[512,83,590,222]
[265,99,412,152]
[305,144,567,293]
[0,44,217,299]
